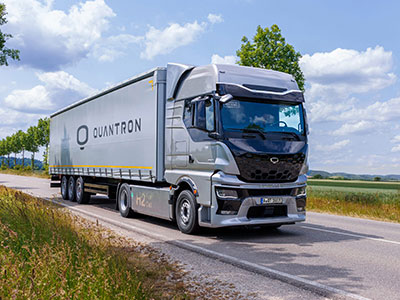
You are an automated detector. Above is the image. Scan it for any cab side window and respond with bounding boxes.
[183,99,193,127]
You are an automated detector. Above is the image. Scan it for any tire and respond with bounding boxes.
[118,183,134,218]
[176,190,199,234]
[68,176,76,202]
[61,176,69,200]
[75,177,91,204]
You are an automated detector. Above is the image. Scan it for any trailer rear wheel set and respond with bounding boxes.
[60,175,91,204]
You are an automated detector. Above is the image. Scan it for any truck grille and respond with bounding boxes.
[235,153,305,183]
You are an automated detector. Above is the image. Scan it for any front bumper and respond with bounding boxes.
[198,172,307,228]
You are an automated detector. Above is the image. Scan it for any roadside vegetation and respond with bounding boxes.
[0,167,49,178]
[0,186,241,299]
[307,179,400,223]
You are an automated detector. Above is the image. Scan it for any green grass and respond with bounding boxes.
[0,168,50,179]
[1,186,235,300]
[307,186,400,223]
[308,179,400,191]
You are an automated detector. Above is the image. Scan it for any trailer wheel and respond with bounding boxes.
[176,190,199,234]
[68,176,76,202]
[118,183,134,218]
[75,177,91,204]
[61,176,69,200]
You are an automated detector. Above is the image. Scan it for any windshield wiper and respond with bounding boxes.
[242,128,266,140]
[224,127,266,140]
[273,131,301,141]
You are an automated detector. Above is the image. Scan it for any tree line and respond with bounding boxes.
[0,118,50,170]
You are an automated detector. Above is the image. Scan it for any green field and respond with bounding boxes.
[308,179,400,192]
[306,179,400,222]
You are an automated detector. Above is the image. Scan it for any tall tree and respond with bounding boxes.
[5,136,11,168]
[236,24,305,91]
[26,126,39,170]
[36,118,50,168]
[9,133,19,167]
[18,130,28,169]
[0,139,5,166]
[0,3,20,66]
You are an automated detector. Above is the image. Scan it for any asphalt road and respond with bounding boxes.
[1,173,399,300]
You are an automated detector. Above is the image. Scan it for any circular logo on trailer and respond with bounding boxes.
[270,157,279,164]
[77,125,89,146]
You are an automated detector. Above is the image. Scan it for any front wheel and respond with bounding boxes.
[176,190,199,234]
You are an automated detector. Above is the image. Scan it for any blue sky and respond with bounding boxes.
[1,0,400,174]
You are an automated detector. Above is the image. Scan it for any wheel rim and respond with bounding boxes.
[180,199,191,225]
[68,179,74,197]
[76,180,82,200]
[61,177,67,196]
[120,190,128,211]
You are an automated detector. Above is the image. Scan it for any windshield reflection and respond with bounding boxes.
[220,98,305,135]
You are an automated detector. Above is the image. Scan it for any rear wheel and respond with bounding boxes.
[75,177,91,204]
[176,190,199,234]
[68,176,76,202]
[118,183,134,218]
[61,176,69,200]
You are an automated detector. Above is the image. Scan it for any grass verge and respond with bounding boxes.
[0,168,50,179]
[0,186,243,299]
[307,187,400,223]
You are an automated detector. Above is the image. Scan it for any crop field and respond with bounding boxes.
[308,179,400,192]
[306,179,400,223]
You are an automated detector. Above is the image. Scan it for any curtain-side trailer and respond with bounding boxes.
[49,63,309,234]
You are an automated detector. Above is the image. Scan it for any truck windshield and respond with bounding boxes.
[220,98,305,136]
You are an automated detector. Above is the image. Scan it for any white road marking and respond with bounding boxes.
[49,198,370,300]
[301,225,400,246]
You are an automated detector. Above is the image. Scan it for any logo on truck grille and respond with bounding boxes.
[270,157,279,164]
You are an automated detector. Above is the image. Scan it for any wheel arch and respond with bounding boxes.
[171,177,198,220]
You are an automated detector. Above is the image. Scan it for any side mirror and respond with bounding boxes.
[219,94,233,104]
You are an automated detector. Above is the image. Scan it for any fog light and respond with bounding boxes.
[217,199,242,215]
[296,197,306,212]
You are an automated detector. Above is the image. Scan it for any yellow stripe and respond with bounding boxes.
[49,165,152,170]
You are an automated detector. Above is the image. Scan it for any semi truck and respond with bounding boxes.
[49,63,309,234]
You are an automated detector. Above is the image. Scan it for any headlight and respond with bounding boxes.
[216,188,238,199]
[299,162,309,175]
[293,186,306,197]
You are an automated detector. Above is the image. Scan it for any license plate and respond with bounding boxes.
[258,197,284,205]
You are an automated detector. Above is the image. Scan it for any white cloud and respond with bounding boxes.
[391,135,400,143]
[4,71,96,113]
[332,120,375,136]
[4,0,115,70]
[315,139,350,152]
[211,54,236,65]
[93,34,143,62]
[207,13,223,24]
[140,21,206,60]
[392,145,400,153]
[391,135,400,152]
[339,97,400,122]
[301,46,396,98]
